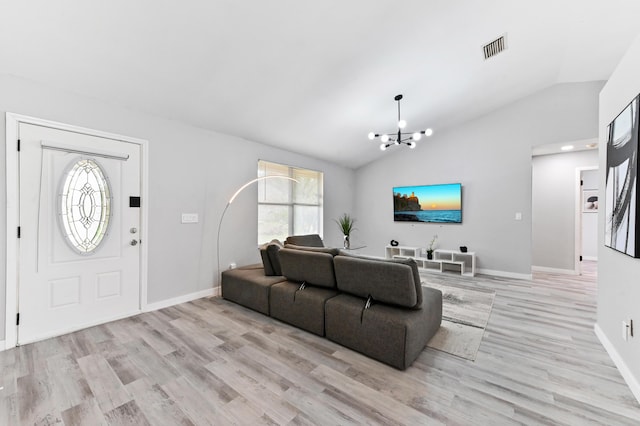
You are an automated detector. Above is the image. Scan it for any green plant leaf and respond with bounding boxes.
[334,213,356,235]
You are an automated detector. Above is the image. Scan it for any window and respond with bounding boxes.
[258,160,323,243]
[59,158,112,254]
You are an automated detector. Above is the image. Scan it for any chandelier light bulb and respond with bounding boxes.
[380,143,387,151]
[425,128,433,136]
[398,119,407,129]
[381,134,390,143]
[412,132,422,141]
[368,132,376,140]
[408,141,416,149]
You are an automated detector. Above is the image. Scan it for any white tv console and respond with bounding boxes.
[385,246,476,277]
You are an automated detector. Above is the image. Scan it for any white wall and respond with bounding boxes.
[598,35,640,402]
[354,81,602,277]
[532,150,598,272]
[581,169,599,260]
[0,74,355,342]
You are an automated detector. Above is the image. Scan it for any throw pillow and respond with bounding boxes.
[266,239,284,276]
[258,243,276,276]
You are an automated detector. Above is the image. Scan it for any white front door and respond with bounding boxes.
[17,122,142,344]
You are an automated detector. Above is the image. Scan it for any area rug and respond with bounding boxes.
[423,280,495,361]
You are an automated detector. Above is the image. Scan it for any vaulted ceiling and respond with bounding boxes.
[2,1,640,168]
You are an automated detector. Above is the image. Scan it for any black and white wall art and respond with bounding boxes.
[583,190,599,213]
[605,95,640,258]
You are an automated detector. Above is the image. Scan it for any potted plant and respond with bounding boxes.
[335,213,356,249]
[426,234,438,259]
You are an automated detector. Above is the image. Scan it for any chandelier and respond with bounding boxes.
[368,94,433,151]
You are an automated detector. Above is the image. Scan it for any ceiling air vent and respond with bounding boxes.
[483,34,507,60]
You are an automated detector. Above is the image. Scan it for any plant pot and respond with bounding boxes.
[343,234,350,249]
[426,251,433,260]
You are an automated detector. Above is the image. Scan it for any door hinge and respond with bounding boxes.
[17,139,20,151]
[16,313,20,326]
[580,255,583,261]
[580,179,583,186]
[17,226,21,238]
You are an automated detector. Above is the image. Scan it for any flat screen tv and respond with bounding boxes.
[393,183,462,223]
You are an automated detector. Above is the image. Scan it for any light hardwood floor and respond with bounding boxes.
[1,261,639,425]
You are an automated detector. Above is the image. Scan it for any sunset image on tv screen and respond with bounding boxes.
[393,183,462,223]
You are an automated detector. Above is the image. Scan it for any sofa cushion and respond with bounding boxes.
[221,265,286,315]
[270,281,338,336]
[337,251,423,308]
[258,240,283,276]
[266,240,284,275]
[284,234,324,247]
[258,244,276,276]
[284,244,341,256]
[333,255,422,309]
[390,257,423,308]
[278,248,337,288]
[325,287,442,369]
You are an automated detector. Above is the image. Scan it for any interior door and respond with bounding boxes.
[18,122,141,344]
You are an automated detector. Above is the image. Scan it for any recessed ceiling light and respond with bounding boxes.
[585,143,598,149]
[561,145,574,151]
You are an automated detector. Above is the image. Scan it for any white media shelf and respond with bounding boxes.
[385,246,476,277]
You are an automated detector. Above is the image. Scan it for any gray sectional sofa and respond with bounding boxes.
[221,236,443,370]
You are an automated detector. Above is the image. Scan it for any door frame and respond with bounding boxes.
[4,112,149,349]
[574,165,599,274]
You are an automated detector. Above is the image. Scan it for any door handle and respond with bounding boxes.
[130,239,139,246]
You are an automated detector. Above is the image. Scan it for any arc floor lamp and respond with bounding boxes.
[216,175,298,285]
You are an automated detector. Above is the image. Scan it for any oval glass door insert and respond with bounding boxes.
[59,158,112,254]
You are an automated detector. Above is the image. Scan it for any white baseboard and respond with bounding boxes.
[595,323,640,404]
[18,309,142,346]
[477,268,532,280]
[0,287,221,352]
[531,265,578,275]
[144,286,219,312]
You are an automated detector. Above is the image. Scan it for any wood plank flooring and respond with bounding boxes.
[1,261,639,425]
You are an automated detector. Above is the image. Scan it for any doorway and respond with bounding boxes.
[576,166,599,275]
[5,113,149,347]
[531,140,598,275]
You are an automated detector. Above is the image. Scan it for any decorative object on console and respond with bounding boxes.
[217,175,298,284]
[390,239,399,247]
[459,246,468,253]
[368,94,433,151]
[426,234,438,259]
[334,213,356,249]
[605,93,639,258]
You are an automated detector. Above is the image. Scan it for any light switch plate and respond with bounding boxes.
[181,213,199,224]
